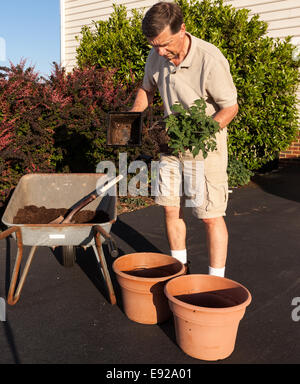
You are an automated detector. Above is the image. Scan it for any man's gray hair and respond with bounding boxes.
[142,2,184,38]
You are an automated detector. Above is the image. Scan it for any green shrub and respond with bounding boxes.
[227,158,254,188]
[76,0,300,178]
[76,5,149,83]
[177,0,300,171]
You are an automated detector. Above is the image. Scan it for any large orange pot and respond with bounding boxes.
[164,274,252,361]
[113,252,185,324]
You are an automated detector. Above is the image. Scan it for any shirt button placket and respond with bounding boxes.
[170,67,176,87]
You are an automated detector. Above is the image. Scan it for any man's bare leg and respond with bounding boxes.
[203,216,228,275]
[164,208,228,275]
[164,206,187,264]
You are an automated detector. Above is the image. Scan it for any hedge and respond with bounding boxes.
[0,61,59,204]
[76,0,300,172]
[0,62,140,204]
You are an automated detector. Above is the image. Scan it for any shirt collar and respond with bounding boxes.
[178,32,195,68]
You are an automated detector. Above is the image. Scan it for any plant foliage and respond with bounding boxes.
[227,157,254,187]
[177,0,300,170]
[0,61,140,204]
[76,5,149,83]
[165,99,220,158]
[76,0,300,174]
[48,63,139,172]
[0,61,60,204]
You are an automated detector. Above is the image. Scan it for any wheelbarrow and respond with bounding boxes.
[0,173,119,306]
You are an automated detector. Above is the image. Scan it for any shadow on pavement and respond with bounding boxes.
[52,218,165,311]
[1,322,21,364]
[157,317,178,346]
[111,218,164,254]
[52,245,123,307]
[5,237,11,297]
[251,165,300,203]
[1,237,21,364]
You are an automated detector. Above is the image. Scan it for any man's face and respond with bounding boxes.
[147,24,186,61]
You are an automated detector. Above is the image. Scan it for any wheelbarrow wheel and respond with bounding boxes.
[62,246,76,267]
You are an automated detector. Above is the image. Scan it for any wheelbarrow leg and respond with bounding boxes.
[0,226,33,306]
[7,245,37,306]
[93,231,116,305]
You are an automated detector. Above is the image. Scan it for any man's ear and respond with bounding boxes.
[180,23,186,37]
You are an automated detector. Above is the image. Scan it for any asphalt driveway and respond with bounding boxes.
[0,165,299,364]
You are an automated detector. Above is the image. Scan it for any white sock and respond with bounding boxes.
[171,249,187,264]
[208,266,225,277]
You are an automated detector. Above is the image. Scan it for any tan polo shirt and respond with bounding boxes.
[142,33,237,116]
[142,33,237,172]
[142,33,237,117]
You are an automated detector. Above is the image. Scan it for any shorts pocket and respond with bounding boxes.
[205,174,228,212]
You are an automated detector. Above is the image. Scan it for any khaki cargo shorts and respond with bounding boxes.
[154,130,229,219]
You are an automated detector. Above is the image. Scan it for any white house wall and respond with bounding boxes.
[60,0,157,72]
[61,0,299,114]
[224,0,300,42]
[61,0,300,73]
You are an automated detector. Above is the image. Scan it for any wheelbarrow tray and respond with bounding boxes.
[2,173,117,247]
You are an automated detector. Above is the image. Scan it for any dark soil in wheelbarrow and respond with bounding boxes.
[13,205,110,224]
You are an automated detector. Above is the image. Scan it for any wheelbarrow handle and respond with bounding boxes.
[93,225,119,258]
[107,239,119,258]
[93,225,117,305]
[0,226,29,306]
[0,226,21,241]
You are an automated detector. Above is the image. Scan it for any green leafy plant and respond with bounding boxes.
[76,0,300,176]
[177,0,300,171]
[227,158,254,187]
[76,5,149,83]
[165,99,220,158]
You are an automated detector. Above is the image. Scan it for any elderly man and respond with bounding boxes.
[131,2,238,277]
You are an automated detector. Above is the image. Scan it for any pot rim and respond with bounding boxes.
[164,274,252,313]
[112,252,186,283]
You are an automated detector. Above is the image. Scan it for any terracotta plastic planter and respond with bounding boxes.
[107,112,142,146]
[164,274,252,361]
[112,252,186,324]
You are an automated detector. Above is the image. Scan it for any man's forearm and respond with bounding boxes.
[213,103,239,129]
[130,87,154,112]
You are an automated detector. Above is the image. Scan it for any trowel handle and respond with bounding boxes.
[97,174,123,195]
[62,194,97,224]
[62,175,123,224]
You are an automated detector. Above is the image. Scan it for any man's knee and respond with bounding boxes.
[202,216,224,226]
[164,206,184,220]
